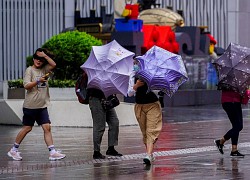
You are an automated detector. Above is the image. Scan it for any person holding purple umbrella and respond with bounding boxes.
[127,59,163,165]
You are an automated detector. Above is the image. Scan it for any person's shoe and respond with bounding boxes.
[230,151,245,158]
[143,154,155,165]
[214,139,224,154]
[106,149,123,157]
[93,151,106,159]
[7,149,22,161]
[49,151,66,161]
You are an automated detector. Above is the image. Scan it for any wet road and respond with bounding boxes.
[1,104,250,179]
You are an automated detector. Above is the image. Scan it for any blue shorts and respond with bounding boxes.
[22,107,51,126]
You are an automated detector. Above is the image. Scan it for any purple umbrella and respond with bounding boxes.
[135,45,188,97]
[212,42,250,94]
[81,40,135,98]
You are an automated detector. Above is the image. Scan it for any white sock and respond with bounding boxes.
[12,143,20,151]
[48,145,56,155]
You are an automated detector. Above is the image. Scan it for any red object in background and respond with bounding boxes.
[154,26,171,50]
[207,34,217,45]
[142,25,179,54]
[172,42,179,54]
[142,25,156,44]
[124,4,139,19]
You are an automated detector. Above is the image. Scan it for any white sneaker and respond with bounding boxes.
[49,151,66,161]
[7,149,22,161]
[143,154,155,165]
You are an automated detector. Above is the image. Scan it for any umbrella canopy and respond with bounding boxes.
[212,42,250,94]
[81,40,135,98]
[139,8,184,31]
[135,45,188,97]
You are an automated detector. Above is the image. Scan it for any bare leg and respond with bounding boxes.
[146,143,154,155]
[41,123,53,146]
[15,126,32,144]
[220,137,226,145]
[7,126,32,160]
[41,123,66,160]
[232,145,238,152]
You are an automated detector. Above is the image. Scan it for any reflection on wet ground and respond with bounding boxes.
[1,104,250,179]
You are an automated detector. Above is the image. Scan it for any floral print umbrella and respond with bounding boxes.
[212,42,250,94]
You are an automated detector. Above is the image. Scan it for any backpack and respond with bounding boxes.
[75,71,89,104]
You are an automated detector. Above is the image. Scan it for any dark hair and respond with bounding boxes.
[33,48,55,60]
[33,48,55,66]
[33,54,46,61]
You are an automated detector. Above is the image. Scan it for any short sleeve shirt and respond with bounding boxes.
[23,65,50,109]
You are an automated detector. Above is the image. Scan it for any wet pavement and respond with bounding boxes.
[1,104,250,179]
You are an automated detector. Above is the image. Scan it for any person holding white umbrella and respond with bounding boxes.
[87,88,123,159]
[81,40,135,159]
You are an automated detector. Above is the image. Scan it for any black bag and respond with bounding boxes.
[75,71,89,104]
[101,95,120,110]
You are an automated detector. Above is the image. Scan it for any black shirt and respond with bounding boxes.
[87,88,105,99]
[135,78,158,104]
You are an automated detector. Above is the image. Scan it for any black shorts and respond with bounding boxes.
[22,107,51,126]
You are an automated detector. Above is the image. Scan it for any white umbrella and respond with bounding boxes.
[81,40,135,98]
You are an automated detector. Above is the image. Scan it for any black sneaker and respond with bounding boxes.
[230,151,244,158]
[214,139,224,154]
[106,149,123,157]
[93,151,106,159]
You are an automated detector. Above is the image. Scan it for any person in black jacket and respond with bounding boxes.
[87,88,123,159]
[127,59,162,165]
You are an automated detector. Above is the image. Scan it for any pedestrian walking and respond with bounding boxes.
[7,48,66,161]
[127,59,163,165]
[214,89,250,158]
[87,88,123,159]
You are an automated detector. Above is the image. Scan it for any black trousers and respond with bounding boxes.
[222,102,243,145]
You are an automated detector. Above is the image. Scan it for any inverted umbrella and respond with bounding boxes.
[81,40,135,98]
[212,42,250,94]
[135,45,188,97]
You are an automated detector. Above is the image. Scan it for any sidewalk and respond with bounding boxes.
[1,104,250,179]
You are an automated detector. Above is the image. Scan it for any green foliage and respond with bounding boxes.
[8,79,76,88]
[26,55,33,67]
[48,79,75,88]
[41,30,102,80]
[8,79,24,89]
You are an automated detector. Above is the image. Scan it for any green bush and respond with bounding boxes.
[8,79,76,88]
[48,79,75,88]
[26,55,33,67]
[8,79,24,89]
[41,30,102,80]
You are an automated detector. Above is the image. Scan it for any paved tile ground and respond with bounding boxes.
[1,104,250,179]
